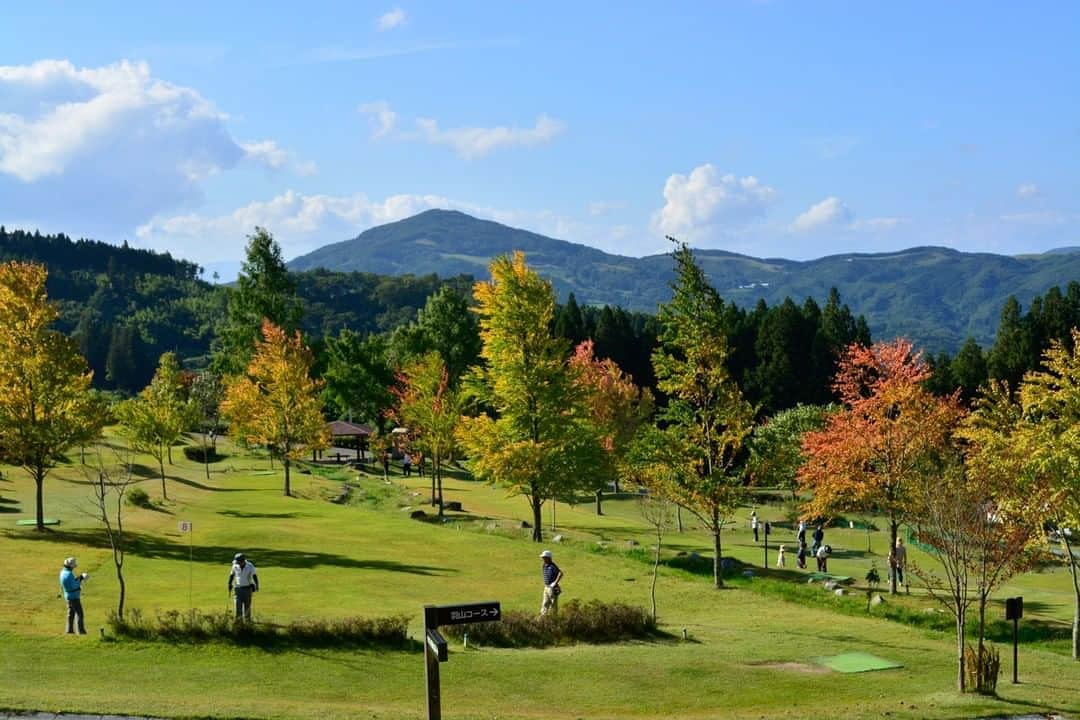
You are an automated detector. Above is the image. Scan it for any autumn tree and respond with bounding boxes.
[457,253,606,542]
[221,320,329,497]
[799,339,964,594]
[390,352,463,515]
[1012,330,1080,659]
[115,352,192,499]
[0,262,105,530]
[649,242,756,588]
[569,339,653,514]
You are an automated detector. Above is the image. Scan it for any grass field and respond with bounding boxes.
[0,434,1077,719]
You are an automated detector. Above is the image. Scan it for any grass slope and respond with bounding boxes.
[0,435,1077,720]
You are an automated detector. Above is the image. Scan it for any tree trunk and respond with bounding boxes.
[158,453,167,500]
[595,489,603,515]
[551,498,556,531]
[167,444,173,465]
[1065,533,1079,660]
[431,470,437,506]
[117,564,126,621]
[283,456,291,497]
[889,519,899,595]
[436,463,444,518]
[651,525,661,622]
[34,466,45,531]
[676,505,683,533]
[712,509,724,589]
[203,433,210,480]
[531,495,543,543]
[956,610,967,692]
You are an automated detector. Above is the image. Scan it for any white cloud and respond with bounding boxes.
[0,59,304,234]
[588,200,625,216]
[650,164,777,239]
[791,196,854,233]
[377,8,407,31]
[415,114,565,159]
[359,100,398,138]
[1016,183,1040,199]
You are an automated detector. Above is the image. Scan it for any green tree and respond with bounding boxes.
[390,352,463,515]
[747,404,835,498]
[553,292,587,347]
[190,370,224,479]
[987,296,1032,387]
[650,242,756,588]
[323,330,395,431]
[387,285,481,385]
[0,262,105,529]
[457,253,606,542]
[212,228,301,375]
[221,320,330,497]
[115,352,193,499]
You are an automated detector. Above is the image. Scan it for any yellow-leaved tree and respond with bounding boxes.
[0,262,105,529]
[221,320,329,496]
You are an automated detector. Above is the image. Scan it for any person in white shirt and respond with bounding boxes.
[227,553,259,621]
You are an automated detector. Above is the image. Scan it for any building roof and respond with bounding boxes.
[326,420,373,437]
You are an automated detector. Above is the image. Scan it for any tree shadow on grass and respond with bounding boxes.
[218,510,306,520]
[3,527,455,575]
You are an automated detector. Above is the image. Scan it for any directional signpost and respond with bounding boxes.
[1006,596,1023,683]
[423,601,501,720]
[178,521,193,618]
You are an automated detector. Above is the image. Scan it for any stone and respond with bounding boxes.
[627,539,639,547]
[410,510,427,520]
[870,594,886,607]
[553,534,564,543]
[834,588,846,596]
[807,577,818,584]
[823,580,838,591]
[742,569,755,578]
[520,520,532,529]
[444,500,463,512]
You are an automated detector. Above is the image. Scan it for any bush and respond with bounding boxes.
[107,608,412,649]
[182,445,223,463]
[125,487,152,509]
[442,599,660,648]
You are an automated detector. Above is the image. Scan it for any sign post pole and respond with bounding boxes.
[763,522,770,569]
[178,521,193,619]
[1005,596,1023,684]
[423,605,441,720]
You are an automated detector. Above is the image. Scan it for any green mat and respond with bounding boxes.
[816,652,902,673]
[15,518,59,526]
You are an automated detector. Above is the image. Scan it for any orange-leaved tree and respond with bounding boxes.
[221,320,329,496]
[798,338,964,594]
[569,339,653,514]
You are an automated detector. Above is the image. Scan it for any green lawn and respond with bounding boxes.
[0,434,1077,719]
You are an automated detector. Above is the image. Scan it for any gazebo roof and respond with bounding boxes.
[326,420,373,437]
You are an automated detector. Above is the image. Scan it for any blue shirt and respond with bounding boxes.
[542,562,561,586]
[59,567,81,600]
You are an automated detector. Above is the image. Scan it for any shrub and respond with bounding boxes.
[107,608,411,649]
[965,643,1001,695]
[125,487,152,509]
[442,599,659,648]
[182,446,223,463]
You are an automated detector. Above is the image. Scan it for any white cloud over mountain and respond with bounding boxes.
[651,164,777,240]
[791,196,853,232]
[0,59,304,234]
[377,8,407,31]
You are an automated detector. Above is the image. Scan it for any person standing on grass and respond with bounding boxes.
[402,451,412,477]
[796,541,807,570]
[227,553,259,621]
[816,544,830,573]
[59,557,88,634]
[416,451,425,477]
[889,537,908,589]
[797,520,807,547]
[539,550,563,616]
[381,450,390,480]
[811,524,825,556]
[751,510,759,543]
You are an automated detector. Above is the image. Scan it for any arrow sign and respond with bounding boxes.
[434,601,501,626]
[426,629,448,662]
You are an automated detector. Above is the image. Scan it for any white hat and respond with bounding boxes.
[64,557,77,568]
[539,550,553,558]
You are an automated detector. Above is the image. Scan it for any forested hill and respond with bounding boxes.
[289,209,1080,350]
[0,227,473,393]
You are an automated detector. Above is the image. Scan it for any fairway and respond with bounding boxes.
[1,436,1077,720]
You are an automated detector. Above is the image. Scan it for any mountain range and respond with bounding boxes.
[291,209,1080,352]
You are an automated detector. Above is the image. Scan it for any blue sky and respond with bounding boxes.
[2,2,1078,278]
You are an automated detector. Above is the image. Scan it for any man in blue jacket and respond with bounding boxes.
[59,557,88,634]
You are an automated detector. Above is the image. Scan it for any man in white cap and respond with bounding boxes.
[59,557,88,634]
[227,553,259,621]
[539,550,563,617]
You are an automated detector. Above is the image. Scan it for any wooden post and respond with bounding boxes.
[424,605,441,720]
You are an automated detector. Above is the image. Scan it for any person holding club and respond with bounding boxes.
[59,557,88,635]
[227,552,259,621]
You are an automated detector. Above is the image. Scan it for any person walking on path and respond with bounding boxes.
[227,553,259,621]
[539,550,563,617]
[889,537,908,590]
[59,557,88,634]
[751,511,759,543]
